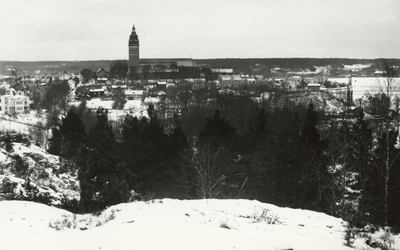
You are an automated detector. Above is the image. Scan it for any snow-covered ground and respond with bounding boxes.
[328,77,400,100]
[0,199,354,250]
[0,110,45,134]
[0,143,80,206]
[68,98,147,121]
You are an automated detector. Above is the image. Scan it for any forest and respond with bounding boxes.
[44,67,400,231]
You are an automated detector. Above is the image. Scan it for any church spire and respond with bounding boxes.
[129,24,139,46]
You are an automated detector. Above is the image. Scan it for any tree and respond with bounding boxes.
[369,60,400,226]
[141,65,152,80]
[47,125,62,156]
[368,130,400,228]
[183,111,246,199]
[121,106,176,197]
[183,143,241,199]
[80,68,96,83]
[112,89,127,109]
[28,121,48,148]
[60,109,86,161]
[348,109,373,226]
[41,80,70,112]
[324,120,355,219]
[199,109,237,148]
[216,92,258,135]
[365,93,391,117]
[109,60,128,79]
[154,64,166,79]
[78,107,129,212]
[302,102,321,149]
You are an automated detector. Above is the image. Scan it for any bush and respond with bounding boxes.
[0,177,18,199]
[48,209,118,230]
[252,208,280,224]
[348,225,398,250]
[13,155,29,178]
[58,198,80,214]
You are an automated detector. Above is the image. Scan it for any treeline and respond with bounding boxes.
[47,84,400,230]
[194,58,393,73]
[0,60,113,75]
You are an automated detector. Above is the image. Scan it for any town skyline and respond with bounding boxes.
[1,0,400,61]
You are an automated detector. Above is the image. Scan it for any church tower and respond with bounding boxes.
[128,24,140,72]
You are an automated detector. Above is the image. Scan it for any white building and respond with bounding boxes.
[0,94,30,114]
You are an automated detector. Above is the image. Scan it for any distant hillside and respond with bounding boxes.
[194,58,400,74]
[0,60,114,75]
[1,58,399,76]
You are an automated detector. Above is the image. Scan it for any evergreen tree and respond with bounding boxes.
[121,104,180,197]
[48,126,62,155]
[302,102,320,149]
[199,109,237,149]
[348,109,373,226]
[112,89,127,110]
[60,109,86,162]
[78,107,129,212]
[254,107,268,135]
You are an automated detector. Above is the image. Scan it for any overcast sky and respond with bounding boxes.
[1,0,399,61]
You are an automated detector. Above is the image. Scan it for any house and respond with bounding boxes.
[286,76,302,89]
[89,88,105,98]
[211,68,234,74]
[218,74,243,88]
[40,76,52,86]
[210,68,234,80]
[244,78,256,84]
[307,83,321,92]
[254,75,264,82]
[0,93,30,114]
[125,90,143,99]
[97,68,109,84]
[157,81,167,89]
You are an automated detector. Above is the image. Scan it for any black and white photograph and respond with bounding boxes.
[0,0,400,249]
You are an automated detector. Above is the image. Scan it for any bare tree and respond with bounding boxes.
[182,142,246,199]
[371,60,400,226]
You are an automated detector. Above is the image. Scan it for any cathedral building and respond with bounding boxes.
[127,24,200,81]
[128,25,140,71]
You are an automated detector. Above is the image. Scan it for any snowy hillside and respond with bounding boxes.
[0,199,354,250]
[0,141,398,250]
[0,142,79,206]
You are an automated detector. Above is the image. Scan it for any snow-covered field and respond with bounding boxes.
[0,199,354,250]
[0,111,45,134]
[68,98,147,121]
[329,77,400,100]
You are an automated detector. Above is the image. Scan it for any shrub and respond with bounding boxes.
[58,198,80,214]
[48,209,118,231]
[13,155,29,178]
[0,177,18,199]
[348,225,398,250]
[252,208,280,224]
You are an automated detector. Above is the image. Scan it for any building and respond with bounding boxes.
[307,83,321,92]
[0,94,30,114]
[96,68,109,84]
[127,24,200,81]
[89,88,105,98]
[218,74,243,88]
[125,89,144,99]
[128,24,140,72]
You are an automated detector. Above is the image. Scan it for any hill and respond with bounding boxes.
[0,142,79,208]
[2,58,399,76]
[0,198,353,250]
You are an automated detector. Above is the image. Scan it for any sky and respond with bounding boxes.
[0,0,399,61]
